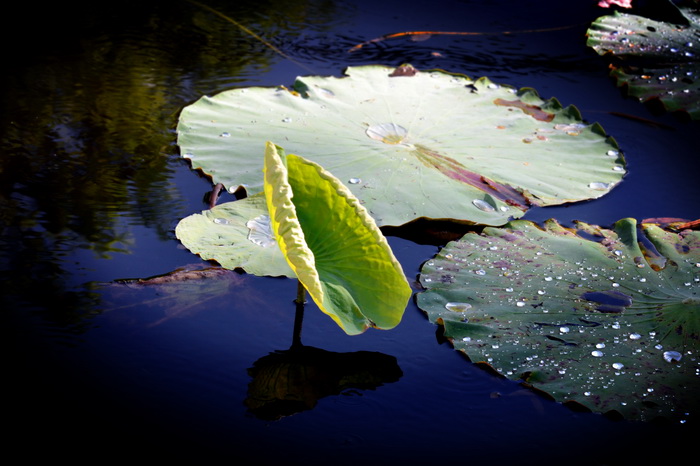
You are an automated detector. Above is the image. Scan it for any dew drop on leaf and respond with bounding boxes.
[472,199,495,212]
[245,214,276,247]
[366,123,408,144]
[588,182,610,190]
[445,302,472,312]
[663,351,682,363]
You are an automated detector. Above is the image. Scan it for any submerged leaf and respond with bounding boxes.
[587,7,700,119]
[264,142,411,335]
[177,65,625,226]
[417,217,700,422]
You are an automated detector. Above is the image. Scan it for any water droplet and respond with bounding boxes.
[348,178,361,184]
[445,302,472,312]
[246,214,276,247]
[474,269,486,275]
[559,326,570,333]
[516,301,526,307]
[607,149,619,157]
[612,362,624,370]
[220,131,231,138]
[472,199,495,212]
[596,343,605,349]
[213,218,230,225]
[629,333,641,340]
[588,182,610,191]
[366,123,408,144]
[592,350,604,357]
[487,83,499,89]
[663,351,682,363]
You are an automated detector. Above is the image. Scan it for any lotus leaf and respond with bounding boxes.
[177,64,625,227]
[264,142,411,335]
[417,217,700,422]
[587,6,700,119]
[175,192,294,277]
[176,142,412,335]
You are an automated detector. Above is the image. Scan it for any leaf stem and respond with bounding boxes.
[292,280,307,349]
[295,280,307,305]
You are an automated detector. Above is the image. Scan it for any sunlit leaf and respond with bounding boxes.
[177,64,625,227]
[587,6,700,119]
[175,192,295,277]
[417,217,700,422]
[264,142,411,335]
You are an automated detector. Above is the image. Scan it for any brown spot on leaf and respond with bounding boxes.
[389,64,418,77]
[493,98,555,122]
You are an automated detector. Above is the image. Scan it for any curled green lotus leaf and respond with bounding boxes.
[177,64,625,227]
[586,6,700,119]
[417,217,700,422]
[264,142,411,335]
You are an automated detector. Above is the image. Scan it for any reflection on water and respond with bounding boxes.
[246,345,402,421]
[0,0,345,319]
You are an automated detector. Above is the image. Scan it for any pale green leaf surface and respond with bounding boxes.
[417,218,700,422]
[177,65,625,226]
[264,142,412,334]
[175,193,294,277]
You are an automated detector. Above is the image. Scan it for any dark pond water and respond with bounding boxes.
[3,0,697,463]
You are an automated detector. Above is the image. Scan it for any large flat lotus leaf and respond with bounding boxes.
[177,65,625,227]
[417,218,700,422]
[175,192,294,277]
[264,142,411,335]
[586,8,700,119]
